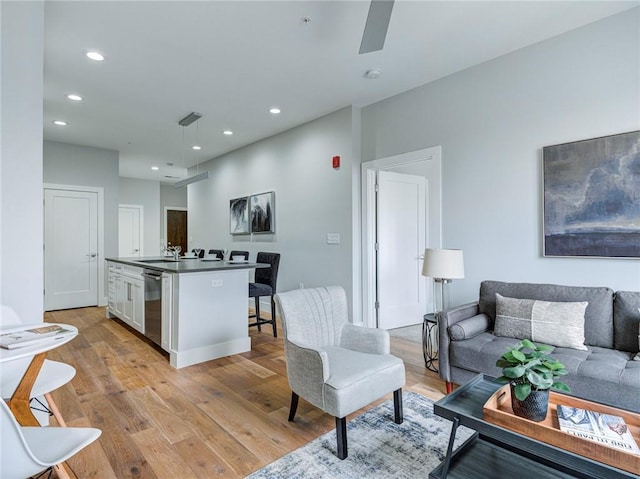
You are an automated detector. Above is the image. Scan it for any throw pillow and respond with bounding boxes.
[448,313,491,341]
[494,293,588,350]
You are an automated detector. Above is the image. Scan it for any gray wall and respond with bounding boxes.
[43,141,120,266]
[160,184,187,247]
[188,107,355,309]
[1,2,45,321]
[362,9,640,306]
[119,177,161,256]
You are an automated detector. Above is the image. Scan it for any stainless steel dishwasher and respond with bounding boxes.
[142,269,163,346]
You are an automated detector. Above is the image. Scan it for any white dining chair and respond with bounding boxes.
[1,398,101,479]
[0,305,76,427]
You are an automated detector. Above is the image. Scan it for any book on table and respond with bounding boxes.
[0,324,74,350]
[557,404,640,455]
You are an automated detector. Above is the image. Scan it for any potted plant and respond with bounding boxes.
[496,339,570,422]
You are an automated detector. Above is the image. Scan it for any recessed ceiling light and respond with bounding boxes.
[151,166,160,171]
[269,107,281,115]
[192,145,202,150]
[222,130,233,136]
[53,120,68,126]
[86,51,104,61]
[66,94,83,101]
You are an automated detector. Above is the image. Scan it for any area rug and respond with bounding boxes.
[245,392,473,479]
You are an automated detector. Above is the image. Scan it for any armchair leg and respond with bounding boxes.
[446,381,454,394]
[393,388,403,424]
[336,416,348,460]
[288,392,299,422]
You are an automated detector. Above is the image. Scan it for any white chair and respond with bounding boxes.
[1,398,101,479]
[0,305,76,427]
[275,286,406,459]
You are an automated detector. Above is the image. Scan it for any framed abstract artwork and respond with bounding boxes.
[229,196,249,235]
[543,130,640,258]
[250,191,275,233]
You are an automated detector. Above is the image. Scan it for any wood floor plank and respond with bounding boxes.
[38,306,445,478]
[172,434,241,478]
[65,416,119,479]
[81,393,158,479]
[131,428,200,479]
[127,386,194,444]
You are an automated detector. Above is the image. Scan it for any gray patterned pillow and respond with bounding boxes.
[494,293,588,350]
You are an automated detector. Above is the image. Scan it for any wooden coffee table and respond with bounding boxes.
[430,374,639,479]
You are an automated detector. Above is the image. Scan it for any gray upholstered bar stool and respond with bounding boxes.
[248,252,280,337]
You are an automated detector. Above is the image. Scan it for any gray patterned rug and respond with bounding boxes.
[245,391,473,478]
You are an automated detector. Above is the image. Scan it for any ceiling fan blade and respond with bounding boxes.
[359,0,395,54]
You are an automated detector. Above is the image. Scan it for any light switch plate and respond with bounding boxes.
[327,233,340,245]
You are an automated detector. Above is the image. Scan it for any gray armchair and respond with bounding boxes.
[275,286,405,459]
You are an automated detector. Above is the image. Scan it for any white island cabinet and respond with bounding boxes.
[107,262,144,334]
[106,258,265,369]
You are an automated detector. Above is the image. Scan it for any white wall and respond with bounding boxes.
[43,141,119,263]
[119,178,161,256]
[362,9,640,306]
[160,184,187,246]
[188,107,355,309]
[0,2,45,321]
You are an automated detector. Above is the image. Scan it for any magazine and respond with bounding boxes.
[557,405,640,455]
[0,324,74,350]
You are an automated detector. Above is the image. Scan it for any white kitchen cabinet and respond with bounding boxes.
[107,261,144,334]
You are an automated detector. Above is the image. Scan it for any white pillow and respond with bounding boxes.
[494,293,588,350]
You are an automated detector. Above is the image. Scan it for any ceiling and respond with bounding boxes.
[43,1,638,183]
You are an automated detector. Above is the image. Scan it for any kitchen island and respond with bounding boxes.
[106,257,267,368]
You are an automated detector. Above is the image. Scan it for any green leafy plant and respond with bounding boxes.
[496,339,570,401]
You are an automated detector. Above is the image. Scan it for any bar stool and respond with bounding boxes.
[248,252,280,337]
[207,249,225,259]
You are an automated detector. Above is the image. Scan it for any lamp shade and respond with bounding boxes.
[422,248,465,280]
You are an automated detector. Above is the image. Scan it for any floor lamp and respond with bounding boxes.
[422,248,465,314]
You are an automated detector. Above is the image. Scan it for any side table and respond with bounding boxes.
[422,313,438,372]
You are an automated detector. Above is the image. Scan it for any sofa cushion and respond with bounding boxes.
[613,291,640,353]
[479,281,614,348]
[449,334,640,390]
[448,314,491,341]
[494,293,587,350]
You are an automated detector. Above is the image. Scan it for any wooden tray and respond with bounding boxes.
[483,384,640,475]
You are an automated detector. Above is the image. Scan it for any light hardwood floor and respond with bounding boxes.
[42,307,446,478]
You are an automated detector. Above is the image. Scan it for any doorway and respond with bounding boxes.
[361,146,442,329]
[44,184,105,311]
[165,207,187,253]
[119,204,143,257]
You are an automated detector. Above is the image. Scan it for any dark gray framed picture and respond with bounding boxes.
[250,191,275,233]
[229,196,249,235]
[543,130,640,258]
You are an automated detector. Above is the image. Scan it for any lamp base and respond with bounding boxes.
[433,278,453,313]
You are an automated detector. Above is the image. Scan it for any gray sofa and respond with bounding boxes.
[438,280,640,411]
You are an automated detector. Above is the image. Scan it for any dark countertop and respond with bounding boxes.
[106,256,268,274]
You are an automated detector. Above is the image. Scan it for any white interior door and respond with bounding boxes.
[377,171,427,329]
[44,188,98,310]
[119,205,143,257]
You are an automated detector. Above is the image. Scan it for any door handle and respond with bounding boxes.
[86,253,97,258]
